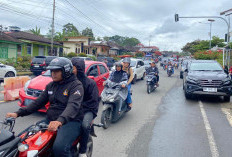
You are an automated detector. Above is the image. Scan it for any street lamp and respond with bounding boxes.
[208,19,215,49]
[199,19,215,49]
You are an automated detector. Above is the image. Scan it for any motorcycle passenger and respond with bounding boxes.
[6,57,84,157]
[122,57,134,111]
[71,58,99,157]
[146,62,159,86]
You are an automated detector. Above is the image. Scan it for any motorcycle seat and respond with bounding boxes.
[0,129,14,146]
[0,137,20,152]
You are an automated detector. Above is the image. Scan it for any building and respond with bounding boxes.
[137,43,160,56]
[0,32,22,60]
[63,36,91,54]
[6,31,62,57]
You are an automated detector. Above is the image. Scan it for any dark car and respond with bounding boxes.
[182,60,232,101]
[30,56,58,75]
[97,57,115,70]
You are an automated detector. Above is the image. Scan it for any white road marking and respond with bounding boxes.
[221,107,232,127]
[199,101,219,157]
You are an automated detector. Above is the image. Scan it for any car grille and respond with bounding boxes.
[26,88,43,97]
[200,80,222,87]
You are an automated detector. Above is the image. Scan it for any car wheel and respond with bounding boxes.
[5,71,15,77]
[224,95,230,102]
[141,73,145,80]
[132,75,137,84]
[184,87,191,99]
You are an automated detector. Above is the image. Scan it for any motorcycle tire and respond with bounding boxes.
[86,136,93,157]
[147,85,151,94]
[132,75,137,84]
[101,109,111,129]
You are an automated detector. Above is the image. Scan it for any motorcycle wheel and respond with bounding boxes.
[86,136,93,157]
[101,109,111,129]
[147,85,151,94]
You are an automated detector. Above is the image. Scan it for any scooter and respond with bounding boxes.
[167,65,173,77]
[0,118,102,157]
[101,80,129,129]
[146,72,158,94]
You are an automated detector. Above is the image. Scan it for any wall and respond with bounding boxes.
[63,42,81,54]
[33,44,39,56]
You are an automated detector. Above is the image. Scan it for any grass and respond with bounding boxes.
[17,71,33,76]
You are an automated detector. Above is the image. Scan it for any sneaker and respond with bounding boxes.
[126,106,131,112]
[79,153,87,157]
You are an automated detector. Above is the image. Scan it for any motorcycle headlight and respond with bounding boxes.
[18,144,29,152]
[109,98,114,102]
[24,80,31,91]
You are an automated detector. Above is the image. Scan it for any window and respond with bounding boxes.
[87,65,99,77]
[99,65,107,74]
[140,61,144,66]
[27,44,31,55]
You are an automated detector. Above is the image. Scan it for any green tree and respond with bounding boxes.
[63,23,80,37]
[181,40,201,54]
[211,36,225,47]
[82,27,94,40]
[30,26,41,36]
[122,37,140,47]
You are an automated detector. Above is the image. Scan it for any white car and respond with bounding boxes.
[112,58,146,84]
[0,62,17,81]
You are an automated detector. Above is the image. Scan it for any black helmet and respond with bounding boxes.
[47,57,73,79]
[122,57,131,64]
[115,62,122,69]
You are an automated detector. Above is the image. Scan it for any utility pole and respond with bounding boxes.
[51,0,55,56]
[208,19,215,49]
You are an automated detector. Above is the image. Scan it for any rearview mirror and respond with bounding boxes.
[184,69,188,73]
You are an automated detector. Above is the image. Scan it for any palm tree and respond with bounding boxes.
[30,26,41,36]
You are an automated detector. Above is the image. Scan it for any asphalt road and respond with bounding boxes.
[0,68,179,157]
[147,75,232,157]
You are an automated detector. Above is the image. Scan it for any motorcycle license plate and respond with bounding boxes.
[203,88,217,93]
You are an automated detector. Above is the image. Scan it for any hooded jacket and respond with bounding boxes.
[16,74,84,124]
[71,58,99,118]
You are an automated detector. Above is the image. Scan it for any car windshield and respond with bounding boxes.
[144,61,151,65]
[42,70,51,76]
[190,62,223,71]
[130,60,136,67]
[32,57,45,64]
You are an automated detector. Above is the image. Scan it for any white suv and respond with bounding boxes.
[130,58,146,84]
[0,62,17,81]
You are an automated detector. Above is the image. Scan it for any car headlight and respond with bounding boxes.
[18,144,29,152]
[223,77,231,85]
[24,80,31,91]
[186,76,197,84]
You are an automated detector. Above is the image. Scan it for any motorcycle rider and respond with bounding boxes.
[146,61,159,86]
[167,61,174,74]
[6,57,84,157]
[122,58,134,111]
[71,58,99,157]
[104,62,128,113]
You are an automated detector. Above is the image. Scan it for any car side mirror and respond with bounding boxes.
[88,76,95,80]
[224,69,229,74]
[103,77,107,80]
[184,69,188,73]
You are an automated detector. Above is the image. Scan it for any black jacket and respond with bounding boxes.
[71,58,99,118]
[146,67,159,75]
[16,74,84,124]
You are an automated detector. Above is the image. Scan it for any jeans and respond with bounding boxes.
[19,119,81,157]
[79,112,94,154]
[126,83,132,104]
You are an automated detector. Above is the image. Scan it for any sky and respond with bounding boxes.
[0,0,231,51]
